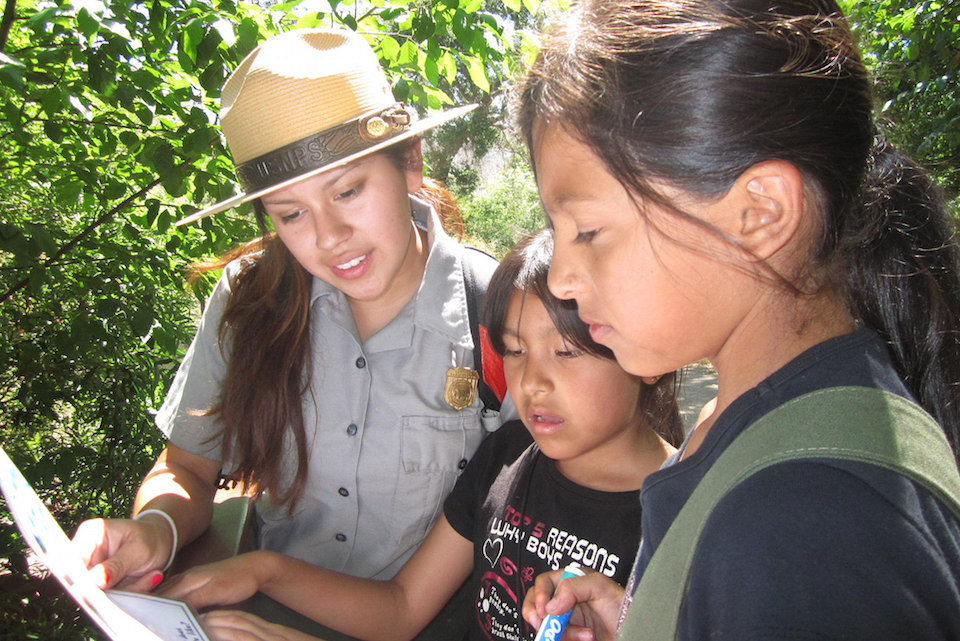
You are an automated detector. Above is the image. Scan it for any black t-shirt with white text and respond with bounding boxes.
[445,420,643,641]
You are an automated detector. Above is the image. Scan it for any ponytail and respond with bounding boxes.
[417,176,465,241]
[842,137,960,458]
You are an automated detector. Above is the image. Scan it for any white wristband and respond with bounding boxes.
[134,509,178,572]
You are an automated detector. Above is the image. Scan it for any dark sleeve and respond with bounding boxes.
[444,420,530,539]
[443,442,489,540]
[678,461,960,641]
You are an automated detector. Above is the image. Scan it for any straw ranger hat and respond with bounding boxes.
[177,28,476,225]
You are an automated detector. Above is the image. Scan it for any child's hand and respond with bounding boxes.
[199,610,320,641]
[521,568,625,641]
[157,552,271,609]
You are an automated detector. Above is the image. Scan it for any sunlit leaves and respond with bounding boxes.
[840,0,959,197]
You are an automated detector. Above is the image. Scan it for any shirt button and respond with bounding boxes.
[346,423,358,436]
[355,356,366,369]
[458,458,468,470]
[335,533,347,542]
[338,487,349,497]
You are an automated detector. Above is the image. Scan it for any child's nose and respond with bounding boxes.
[520,358,552,396]
[547,257,583,301]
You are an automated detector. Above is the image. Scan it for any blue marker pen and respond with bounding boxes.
[533,563,586,641]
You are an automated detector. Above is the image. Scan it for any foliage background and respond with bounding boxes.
[0,0,956,638]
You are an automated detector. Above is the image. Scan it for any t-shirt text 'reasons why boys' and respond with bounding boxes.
[445,421,643,641]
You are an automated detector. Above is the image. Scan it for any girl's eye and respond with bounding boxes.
[280,209,305,223]
[556,349,583,359]
[335,185,360,201]
[503,348,524,358]
[574,228,600,244]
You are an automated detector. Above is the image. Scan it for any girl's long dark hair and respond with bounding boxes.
[484,229,684,447]
[518,0,960,460]
[191,140,464,509]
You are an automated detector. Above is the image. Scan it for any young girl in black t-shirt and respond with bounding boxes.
[156,229,682,641]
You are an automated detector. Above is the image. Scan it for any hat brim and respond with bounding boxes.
[176,104,478,226]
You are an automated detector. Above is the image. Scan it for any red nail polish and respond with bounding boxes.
[102,568,111,586]
[150,571,164,588]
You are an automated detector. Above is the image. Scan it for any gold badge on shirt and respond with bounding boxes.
[444,367,479,411]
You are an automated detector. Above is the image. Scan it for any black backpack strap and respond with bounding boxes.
[461,246,503,413]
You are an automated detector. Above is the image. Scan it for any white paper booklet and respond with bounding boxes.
[0,445,210,641]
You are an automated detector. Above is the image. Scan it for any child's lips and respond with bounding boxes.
[580,313,613,343]
[588,322,612,343]
[528,409,565,435]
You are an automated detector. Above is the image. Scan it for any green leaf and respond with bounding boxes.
[200,63,225,93]
[238,18,261,53]
[146,199,161,226]
[424,53,439,86]
[399,40,418,64]
[197,29,223,70]
[152,141,177,178]
[136,103,155,126]
[131,306,154,337]
[114,83,136,111]
[183,18,205,65]
[0,56,24,89]
[271,0,308,11]
[161,169,188,198]
[77,7,100,38]
[393,77,410,101]
[27,7,58,30]
[96,297,121,318]
[379,35,400,62]
[157,210,173,233]
[119,130,142,150]
[28,266,47,292]
[413,11,436,42]
[104,179,127,200]
[440,51,457,84]
[43,120,64,143]
[40,88,62,117]
[462,54,490,93]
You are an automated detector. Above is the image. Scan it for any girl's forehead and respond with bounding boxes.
[507,291,561,338]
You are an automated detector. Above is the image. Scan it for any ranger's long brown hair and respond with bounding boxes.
[192,139,463,509]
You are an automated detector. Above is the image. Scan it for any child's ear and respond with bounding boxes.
[732,160,805,261]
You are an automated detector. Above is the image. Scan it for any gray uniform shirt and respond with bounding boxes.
[156,197,514,579]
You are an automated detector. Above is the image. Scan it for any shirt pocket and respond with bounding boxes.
[391,412,485,543]
[400,412,484,473]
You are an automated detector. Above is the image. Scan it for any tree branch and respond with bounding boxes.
[0,0,16,53]
[0,173,168,304]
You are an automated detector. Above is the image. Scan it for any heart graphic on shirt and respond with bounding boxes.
[483,538,503,568]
